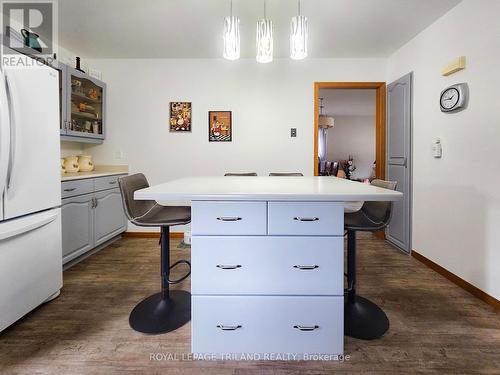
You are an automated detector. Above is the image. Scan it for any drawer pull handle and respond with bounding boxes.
[216,217,242,222]
[217,324,242,331]
[293,217,319,222]
[109,181,117,185]
[293,325,319,331]
[216,264,242,270]
[63,188,76,192]
[293,265,319,270]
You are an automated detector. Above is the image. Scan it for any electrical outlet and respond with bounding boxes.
[291,128,297,137]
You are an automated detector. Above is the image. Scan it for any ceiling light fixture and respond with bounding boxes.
[318,98,334,128]
[290,0,308,60]
[256,0,273,63]
[223,0,240,60]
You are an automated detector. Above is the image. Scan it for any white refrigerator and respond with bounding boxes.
[0,54,62,332]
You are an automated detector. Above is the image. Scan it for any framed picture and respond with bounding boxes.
[208,111,232,142]
[170,102,192,132]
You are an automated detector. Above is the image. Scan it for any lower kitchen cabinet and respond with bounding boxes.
[61,175,127,265]
[61,193,94,259]
[94,189,127,247]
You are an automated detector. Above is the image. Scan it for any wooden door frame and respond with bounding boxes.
[313,82,386,179]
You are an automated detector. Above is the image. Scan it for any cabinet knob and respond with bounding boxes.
[293,325,319,331]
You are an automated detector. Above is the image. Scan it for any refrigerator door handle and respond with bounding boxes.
[0,71,10,197]
[4,74,16,194]
[0,211,58,241]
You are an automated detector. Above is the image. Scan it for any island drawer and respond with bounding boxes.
[94,175,124,192]
[61,179,94,198]
[268,202,343,236]
[191,201,267,235]
[192,295,343,358]
[191,236,343,295]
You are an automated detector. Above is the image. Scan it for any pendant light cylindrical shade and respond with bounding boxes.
[223,15,240,60]
[256,19,273,63]
[290,15,308,60]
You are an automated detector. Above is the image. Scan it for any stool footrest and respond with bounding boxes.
[168,259,191,284]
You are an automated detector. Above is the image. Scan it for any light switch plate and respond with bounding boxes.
[291,128,297,137]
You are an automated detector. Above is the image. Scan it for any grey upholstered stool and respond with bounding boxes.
[344,179,397,340]
[119,173,191,335]
[269,173,303,176]
[224,172,258,176]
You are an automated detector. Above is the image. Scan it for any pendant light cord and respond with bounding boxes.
[264,0,267,19]
[230,0,233,17]
[298,0,301,16]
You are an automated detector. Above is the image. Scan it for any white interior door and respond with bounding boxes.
[3,62,60,220]
[386,73,412,253]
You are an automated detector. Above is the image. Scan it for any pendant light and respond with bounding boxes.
[256,0,273,63]
[318,98,334,128]
[290,0,308,60]
[223,0,240,60]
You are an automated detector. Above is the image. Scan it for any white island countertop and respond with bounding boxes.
[135,176,403,202]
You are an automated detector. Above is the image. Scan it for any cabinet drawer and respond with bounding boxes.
[268,202,343,236]
[191,236,343,295]
[61,179,94,198]
[94,175,124,192]
[191,201,267,235]
[192,295,343,358]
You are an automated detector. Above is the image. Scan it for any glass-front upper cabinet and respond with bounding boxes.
[61,65,106,143]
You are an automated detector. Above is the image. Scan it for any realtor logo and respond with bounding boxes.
[2,1,56,55]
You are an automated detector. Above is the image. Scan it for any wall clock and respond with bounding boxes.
[440,83,468,113]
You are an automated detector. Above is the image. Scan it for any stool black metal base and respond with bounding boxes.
[129,290,191,334]
[344,295,389,340]
[345,230,389,340]
[129,225,191,335]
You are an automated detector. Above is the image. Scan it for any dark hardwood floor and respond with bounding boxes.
[1,234,499,374]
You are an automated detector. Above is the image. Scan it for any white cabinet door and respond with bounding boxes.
[192,236,343,295]
[3,63,60,220]
[94,188,126,247]
[192,295,343,358]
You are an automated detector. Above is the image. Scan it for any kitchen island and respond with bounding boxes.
[135,176,402,359]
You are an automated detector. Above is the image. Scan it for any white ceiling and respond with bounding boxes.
[58,0,461,59]
[319,89,375,117]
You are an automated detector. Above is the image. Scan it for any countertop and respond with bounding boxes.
[62,171,127,181]
[134,176,402,202]
[61,165,129,181]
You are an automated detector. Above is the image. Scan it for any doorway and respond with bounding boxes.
[313,82,386,179]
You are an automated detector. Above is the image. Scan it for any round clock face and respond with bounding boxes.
[440,88,460,110]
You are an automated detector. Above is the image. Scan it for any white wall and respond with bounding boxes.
[83,58,386,231]
[387,0,500,299]
[326,116,375,179]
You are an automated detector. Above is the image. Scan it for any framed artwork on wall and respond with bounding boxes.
[170,102,192,132]
[208,111,232,142]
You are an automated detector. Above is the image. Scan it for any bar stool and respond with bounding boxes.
[118,173,191,334]
[224,172,258,176]
[344,179,397,340]
[269,173,304,176]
